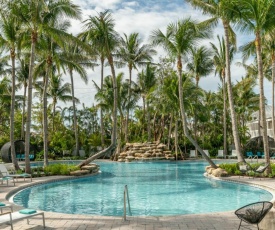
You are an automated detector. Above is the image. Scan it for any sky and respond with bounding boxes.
[66,0,272,109]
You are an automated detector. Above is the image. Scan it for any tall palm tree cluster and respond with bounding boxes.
[0,0,275,171]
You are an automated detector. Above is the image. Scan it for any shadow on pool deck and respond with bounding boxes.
[1,175,275,229]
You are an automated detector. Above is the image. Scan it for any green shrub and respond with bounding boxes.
[219,163,238,174]
[44,164,79,175]
[220,162,275,178]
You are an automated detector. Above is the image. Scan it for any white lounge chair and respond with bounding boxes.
[0,172,15,186]
[0,210,45,230]
[0,164,32,182]
[203,150,210,157]
[217,150,224,159]
[0,203,13,214]
[189,150,196,158]
[228,150,238,159]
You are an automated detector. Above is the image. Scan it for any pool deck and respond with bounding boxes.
[1,170,275,229]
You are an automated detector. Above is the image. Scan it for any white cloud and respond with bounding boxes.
[72,0,122,11]
[61,0,272,108]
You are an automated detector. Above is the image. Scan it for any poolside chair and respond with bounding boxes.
[235,201,273,230]
[252,163,270,179]
[0,202,13,214]
[236,162,251,178]
[228,150,238,159]
[189,150,196,158]
[203,150,210,157]
[0,209,45,230]
[217,150,224,159]
[0,172,15,186]
[256,152,265,159]
[0,164,32,182]
[246,151,254,159]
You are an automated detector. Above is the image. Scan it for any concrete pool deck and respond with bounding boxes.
[1,172,275,229]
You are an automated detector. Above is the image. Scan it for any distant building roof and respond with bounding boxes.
[251,105,273,120]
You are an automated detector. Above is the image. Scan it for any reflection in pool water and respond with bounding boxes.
[13,161,273,216]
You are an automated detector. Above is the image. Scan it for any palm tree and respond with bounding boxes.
[210,35,235,156]
[150,18,217,168]
[137,64,157,142]
[16,57,29,140]
[186,0,245,163]
[78,10,120,167]
[0,5,21,170]
[62,42,95,156]
[186,46,213,154]
[11,0,82,172]
[233,77,259,142]
[263,30,275,138]
[186,46,213,87]
[78,12,110,150]
[32,19,84,166]
[45,74,75,131]
[237,0,275,170]
[0,77,12,135]
[117,33,156,142]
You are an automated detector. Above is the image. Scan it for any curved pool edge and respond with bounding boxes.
[6,172,100,202]
[1,172,275,229]
[204,172,275,203]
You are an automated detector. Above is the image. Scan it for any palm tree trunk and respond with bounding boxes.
[255,32,270,171]
[100,58,105,148]
[52,99,56,132]
[147,100,151,142]
[194,77,199,156]
[70,69,79,156]
[167,114,173,149]
[177,57,217,168]
[272,55,275,138]
[125,66,132,143]
[25,31,37,174]
[43,62,50,167]
[222,75,227,156]
[77,56,118,167]
[109,59,118,147]
[21,80,27,140]
[174,118,178,161]
[142,96,146,136]
[223,20,244,163]
[10,50,20,170]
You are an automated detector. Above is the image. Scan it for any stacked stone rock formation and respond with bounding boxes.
[70,163,100,176]
[205,165,228,177]
[117,142,174,162]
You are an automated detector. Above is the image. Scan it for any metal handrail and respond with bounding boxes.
[247,155,258,163]
[123,185,132,221]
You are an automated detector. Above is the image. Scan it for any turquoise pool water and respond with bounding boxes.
[12,161,273,216]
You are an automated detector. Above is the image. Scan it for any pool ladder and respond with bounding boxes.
[123,185,132,221]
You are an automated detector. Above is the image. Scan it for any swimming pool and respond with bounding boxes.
[12,161,273,216]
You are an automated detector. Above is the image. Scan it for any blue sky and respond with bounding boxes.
[68,0,272,107]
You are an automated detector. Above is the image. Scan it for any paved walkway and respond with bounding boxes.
[1,173,275,229]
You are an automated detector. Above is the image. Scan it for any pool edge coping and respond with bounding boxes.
[204,172,275,203]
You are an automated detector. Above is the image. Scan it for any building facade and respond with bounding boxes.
[247,105,274,138]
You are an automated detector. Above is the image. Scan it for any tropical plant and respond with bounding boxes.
[0,3,21,170]
[150,17,217,168]
[137,64,157,142]
[186,45,213,151]
[11,0,82,172]
[210,35,235,156]
[186,0,245,163]
[78,10,120,167]
[117,33,156,142]
[237,0,275,171]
